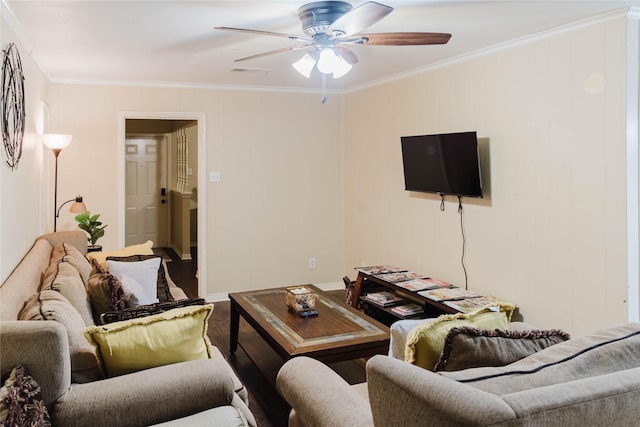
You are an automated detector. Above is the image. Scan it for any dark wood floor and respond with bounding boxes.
[165,249,367,427]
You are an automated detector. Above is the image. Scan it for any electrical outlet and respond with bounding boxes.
[308,258,316,269]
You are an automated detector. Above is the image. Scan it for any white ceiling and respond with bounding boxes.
[4,1,640,92]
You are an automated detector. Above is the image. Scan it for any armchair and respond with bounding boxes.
[1,320,254,427]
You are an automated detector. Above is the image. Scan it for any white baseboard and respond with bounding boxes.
[204,281,344,303]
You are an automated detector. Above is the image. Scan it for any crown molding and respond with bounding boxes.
[344,7,633,94]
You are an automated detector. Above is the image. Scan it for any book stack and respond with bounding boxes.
[364,291,403,307]
[391,303,424,317]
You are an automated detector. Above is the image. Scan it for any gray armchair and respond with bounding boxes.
[1,320,254,427]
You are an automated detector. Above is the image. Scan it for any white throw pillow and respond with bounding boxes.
[106,258,161,307]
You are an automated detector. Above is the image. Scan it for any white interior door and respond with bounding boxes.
[124,136,168,247]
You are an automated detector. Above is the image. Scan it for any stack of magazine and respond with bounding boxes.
[355,265,505,314]
[418,287,481,302]
[441,295,503,312]
[373,271,424,283]
[355,265,404,275]
[364,291,403,307]
[391,303,424,317]
[394,277,454,292]
[418,288,503,313]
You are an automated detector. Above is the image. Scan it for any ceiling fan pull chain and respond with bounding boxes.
[321,73,327,104]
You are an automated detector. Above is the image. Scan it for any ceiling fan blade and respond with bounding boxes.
[214,27,311,43]
[359,32,452,46]
[234,44,313,62]
[336,46,358,65]
[327,2,393,37]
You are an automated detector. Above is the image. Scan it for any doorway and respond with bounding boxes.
[124,134,169,247]
[118,112,207,298]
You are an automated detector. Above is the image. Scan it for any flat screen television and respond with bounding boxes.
[401,131,483,198]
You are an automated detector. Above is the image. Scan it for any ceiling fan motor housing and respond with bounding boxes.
[298,1,352,36]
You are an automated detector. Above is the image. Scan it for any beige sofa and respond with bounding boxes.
[277,322,640,426]
[0,231,256,427]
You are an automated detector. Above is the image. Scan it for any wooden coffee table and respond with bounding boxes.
[229,285,390,363]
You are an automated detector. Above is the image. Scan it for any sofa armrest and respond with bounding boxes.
[276,356,373,427]
[38,230,88,255]
[501,367,640,425]
[366,355,516,426]
[52,358,256,427]
[0,320,71,405]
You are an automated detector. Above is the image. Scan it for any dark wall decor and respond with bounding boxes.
[2,42,25,170]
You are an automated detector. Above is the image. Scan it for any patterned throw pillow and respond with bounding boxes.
[86,240,154,269]
[0,365,51,426]
[87,258,127,323]
[106,255,174,303]
[434,326,571,372]
[100,298,206,324]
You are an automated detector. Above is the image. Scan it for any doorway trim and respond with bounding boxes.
[117,111,207,298]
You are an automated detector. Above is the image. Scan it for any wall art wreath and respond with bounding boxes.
[1,42,26,171]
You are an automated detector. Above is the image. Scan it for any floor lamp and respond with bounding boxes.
[42,134,87,231]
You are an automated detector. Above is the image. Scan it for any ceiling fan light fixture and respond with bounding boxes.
[316,47,352,79]
[331,54,352,78]
[293,52,316,78]
[317,47,340,74]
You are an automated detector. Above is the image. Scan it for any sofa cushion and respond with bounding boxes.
[106,257,161,306]
[86,240,154,269]
[434,327,571,372]
[50,242,92,284]
[106,255,174,303]
[405,305,513,371]
[100,298,206,324]
[19,290,102,383]
[0,365,51,426]
[84,304,214,377]
[42,261,95,327]
[149,406,249,427]
[439,322,640,395]
[87,260,127,323]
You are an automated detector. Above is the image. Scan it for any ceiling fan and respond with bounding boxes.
[215,1,451,81]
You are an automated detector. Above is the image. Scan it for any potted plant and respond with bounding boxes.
[75,211,107,252]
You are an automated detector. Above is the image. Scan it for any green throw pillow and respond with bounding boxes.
[84,304,214,377]
[405,304,514,371]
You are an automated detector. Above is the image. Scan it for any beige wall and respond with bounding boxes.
[344,16,629,336]
[47,84,345,298]
[0,8,635,338]
[0,17,51,281]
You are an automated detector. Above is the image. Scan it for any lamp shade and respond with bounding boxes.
[42,134,72,150]
[317,48,340,74]
[331,55,352,79]
[314,48,352,79]
[69,196,87,214]
[293,53,316,79]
